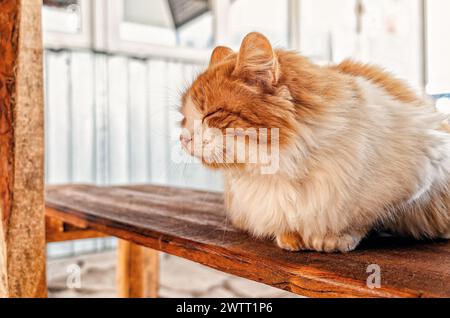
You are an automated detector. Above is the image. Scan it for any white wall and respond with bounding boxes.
[427,0,450,94]
[45,49,223,258]
[44,49,223,190]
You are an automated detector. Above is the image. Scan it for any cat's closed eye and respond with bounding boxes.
[202,108,224,123]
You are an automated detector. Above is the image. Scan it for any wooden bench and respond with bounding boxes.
[45,184,450,298]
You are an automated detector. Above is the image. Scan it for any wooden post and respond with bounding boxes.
[117,240,160,298]
[0,0,46,297]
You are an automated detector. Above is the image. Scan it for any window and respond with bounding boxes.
[104,0,214,61]
[43,0,295,62]
[117,0,214,49]
[177,11,214,49]
[43,0,443,93]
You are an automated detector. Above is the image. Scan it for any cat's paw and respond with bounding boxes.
[276,233,305,252]
[308,233,361,253]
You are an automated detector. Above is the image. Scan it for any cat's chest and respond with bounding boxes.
[224,174,299,236]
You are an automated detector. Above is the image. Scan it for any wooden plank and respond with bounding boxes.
[128,59,149,183]
[0,0,46,298]
[117,240,159,298]
[46,50,71,184]
[147,60,169,185]
[70,51,95,183]
[108,56,129,184]
[46,185,450,298]
[46,216,106,243]
[94,53,109,184]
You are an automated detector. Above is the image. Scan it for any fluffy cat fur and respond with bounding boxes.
[179,32,450,253]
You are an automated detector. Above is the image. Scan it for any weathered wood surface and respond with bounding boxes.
[117,240,159,298]
[0,0,46,298]
[46,184,450,298]
[46,216,106,243]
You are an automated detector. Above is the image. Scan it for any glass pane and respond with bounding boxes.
[229,0,289,48]
[124,0,172,28]
[178,13,214,48]
[43,0,81,33]
[121,0,214,49]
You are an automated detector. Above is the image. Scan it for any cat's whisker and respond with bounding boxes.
[180,162,189,184]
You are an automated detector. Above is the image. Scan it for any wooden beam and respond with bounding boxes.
[46,216,107,243]
[117,240,160,298]
[0,0,46,298]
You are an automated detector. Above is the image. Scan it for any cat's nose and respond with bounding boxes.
[180,134,192,147]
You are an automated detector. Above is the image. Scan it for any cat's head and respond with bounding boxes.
[179,32,297,173]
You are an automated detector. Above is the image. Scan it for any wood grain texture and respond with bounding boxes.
[46,184,450,298]
[0,0,46,298]
[46,216,106,243]
[117,240,159,298]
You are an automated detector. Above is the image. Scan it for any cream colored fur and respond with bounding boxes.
[223,76,450,252]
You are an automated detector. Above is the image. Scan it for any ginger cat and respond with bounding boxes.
[179,32,450,253]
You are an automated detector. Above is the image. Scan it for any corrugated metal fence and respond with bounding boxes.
[45,49,223,258]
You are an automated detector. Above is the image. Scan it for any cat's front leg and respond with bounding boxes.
[276,231,364,253]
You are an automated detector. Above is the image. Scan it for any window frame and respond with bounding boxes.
[42,0,431,93]
[43,0,93,49]
[105,0,211,63]
[43,0,301,63]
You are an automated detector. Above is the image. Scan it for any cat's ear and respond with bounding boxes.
[209,46,233,67]
[233,32,280,86]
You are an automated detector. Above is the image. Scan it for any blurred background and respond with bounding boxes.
[43,0,450,297]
